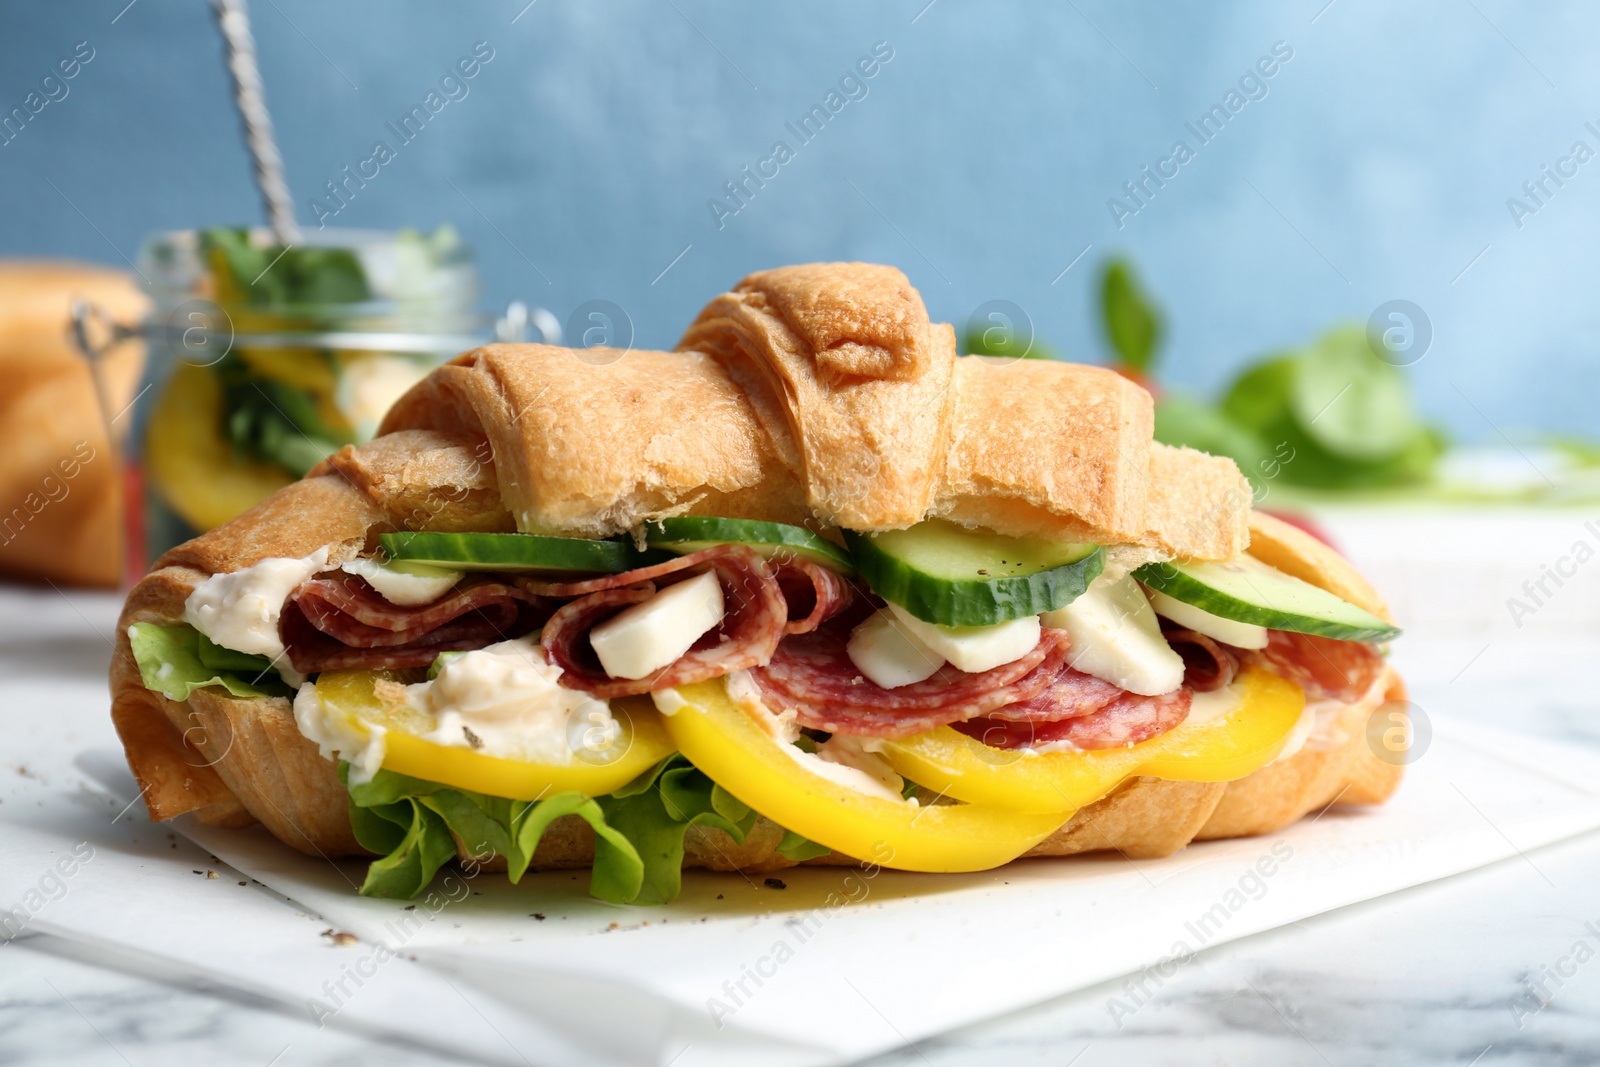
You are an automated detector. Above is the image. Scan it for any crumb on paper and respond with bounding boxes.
[531,913,546,921]
[320,929,359,947]
[764,877,787,890]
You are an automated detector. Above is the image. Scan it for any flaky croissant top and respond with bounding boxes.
[377,262,1250,561]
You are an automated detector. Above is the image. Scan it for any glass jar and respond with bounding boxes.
[121,226,506,573]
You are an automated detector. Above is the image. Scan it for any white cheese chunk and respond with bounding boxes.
[885,602,1041,675]
[847,609,945,689]
[339,556,460,604]
[1146,588,1270,649]
[589,571,724,680]
[342,557,462,606]
[1041,574,1184,696]
[183,547,330,663]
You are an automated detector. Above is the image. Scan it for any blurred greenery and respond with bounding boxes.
[1100,258,1163,373]
[202,227,370,309]
[963,314,1055,360]
[217,354,351,477]
[1090,257,1445,494]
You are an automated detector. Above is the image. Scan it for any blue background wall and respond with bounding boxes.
[1,1,1592,441]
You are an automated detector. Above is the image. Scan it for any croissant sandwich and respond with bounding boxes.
[111,263,1405,904]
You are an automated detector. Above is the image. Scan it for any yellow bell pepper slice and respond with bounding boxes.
[875,666,1305,814]
[144,363,294,531]
[314,669,675,800]
[661,680,1070,872]
[236,345,339,396]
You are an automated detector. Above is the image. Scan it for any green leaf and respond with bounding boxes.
[1219,355,1298,434]
[342,767,460,900]
[344,765,648,903]
[126,622,289,701]
[609,756,779,904]
[1289,327,1417,462]
[607,755,679,799]
[217,363,350,477]
[347,795,411,856]
[1154,396,1270,476]
[420,791,523,872]
[279,246,369,306]
[775,830,832,862]
[599,756,761,905]
[354,797,458,899]
[193,632,277,675]
[200,227,370,309]
[345,764,458,807]
[339,757,825,906]
[1100,258,1163,372]
[962,325,1054,361]
[1212,330,1444,490]
[709,783,752,827]
[518,793,646,902]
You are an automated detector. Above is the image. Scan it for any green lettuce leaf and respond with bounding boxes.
[341,755,833,904]
[343,764,649,902]
[775,830,833,862]
[193,631,278,675]
[126,622,291,701]
[349,794,458,900]
[598,756,761,905]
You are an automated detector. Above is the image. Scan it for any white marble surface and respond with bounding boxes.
[5,509,1600,1066]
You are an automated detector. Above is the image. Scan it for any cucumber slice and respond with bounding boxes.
[1134,555,1400,642]
[378,531,650,575]
[642,516,854,575]
[845,519,1103,627]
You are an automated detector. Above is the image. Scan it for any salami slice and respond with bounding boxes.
[772,557,854,635]
[983,666,1125,723]
[1249,630,1383,704]
[282,576,550,671]
[1162,626,1239,692]
[749,623,1070,738]
[956,687,1192,751]
[541,545,789,698]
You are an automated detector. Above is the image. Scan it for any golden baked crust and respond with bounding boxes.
[0,261,148,588]
[1246,509,1394,623]
[679,263,957,531]
[382,263,1250,559]
[109,261,1401,879]
[931,356,1150,547]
